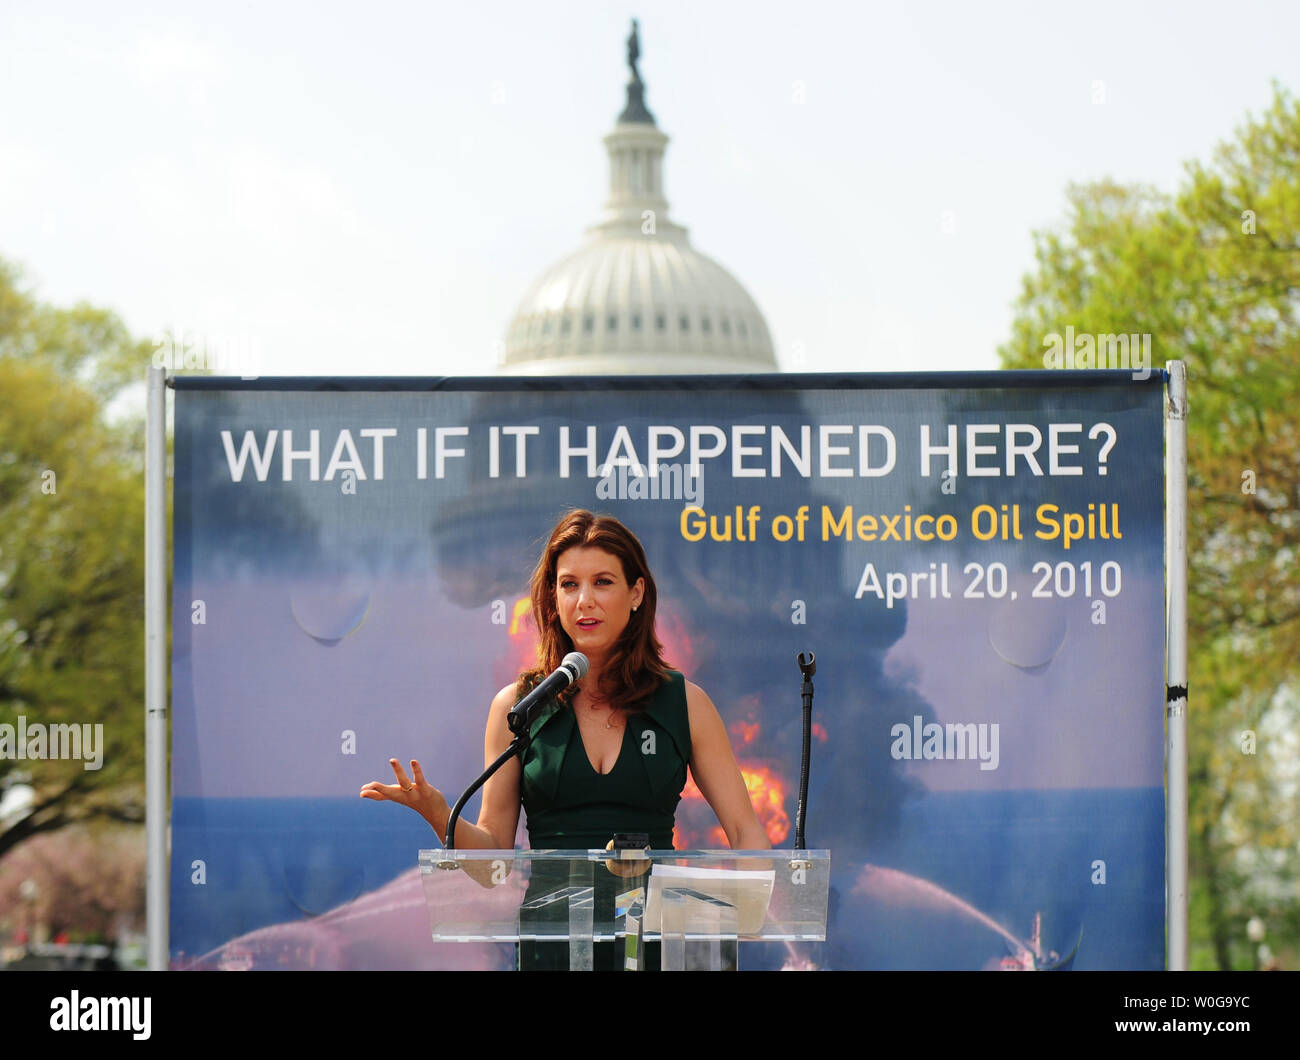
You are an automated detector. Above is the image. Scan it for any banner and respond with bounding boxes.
[171,372,1166,969]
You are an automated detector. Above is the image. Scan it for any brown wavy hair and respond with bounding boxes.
[516,509,670,713]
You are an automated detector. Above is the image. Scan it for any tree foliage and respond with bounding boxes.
[0,259,155,862]
[999,86,1300,969]
[0,825,145,944]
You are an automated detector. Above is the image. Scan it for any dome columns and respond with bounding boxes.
[598,123,679,238]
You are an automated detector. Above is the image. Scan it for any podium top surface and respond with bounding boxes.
[417,848,830,943]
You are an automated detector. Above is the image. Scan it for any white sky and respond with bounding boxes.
[2,0,1296,380]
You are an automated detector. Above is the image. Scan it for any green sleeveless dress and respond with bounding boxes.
[520,670,691,849]
[516,670,691,970]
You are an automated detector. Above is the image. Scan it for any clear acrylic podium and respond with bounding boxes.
[418,848,830,971]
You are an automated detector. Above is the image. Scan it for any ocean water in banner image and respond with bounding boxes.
[169,797,513,968]
[737,786,1161,971]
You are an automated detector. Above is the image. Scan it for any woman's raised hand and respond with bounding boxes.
[359,758,450,832]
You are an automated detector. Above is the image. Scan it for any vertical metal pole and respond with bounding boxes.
[145,367,169,969]
[1165,360,1189,970]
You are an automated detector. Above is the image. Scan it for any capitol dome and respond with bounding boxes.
[500,24,778,376]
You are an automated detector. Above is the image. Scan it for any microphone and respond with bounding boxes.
[507,652,589,734]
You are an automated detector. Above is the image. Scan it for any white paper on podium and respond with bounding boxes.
[642,864,776,936]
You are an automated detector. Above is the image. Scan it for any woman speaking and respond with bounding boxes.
[360,508,770,966]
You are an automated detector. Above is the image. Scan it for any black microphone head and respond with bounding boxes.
[797,651,816,677]
[561,652,589,680]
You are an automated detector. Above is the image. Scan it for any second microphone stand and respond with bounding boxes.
[795,651,815,851]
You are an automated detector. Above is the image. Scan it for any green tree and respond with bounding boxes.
[0,258,155,861]
[999,87,1300,969]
